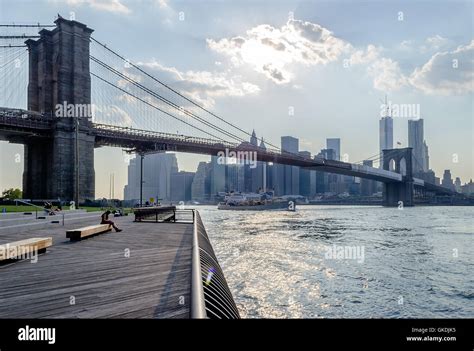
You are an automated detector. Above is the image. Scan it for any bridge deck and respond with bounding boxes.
[0,215,193,318]
[0,111,458,195]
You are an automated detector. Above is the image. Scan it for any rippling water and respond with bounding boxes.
[198,205,473,318]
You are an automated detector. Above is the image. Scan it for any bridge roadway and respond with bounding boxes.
[0,108,454,194]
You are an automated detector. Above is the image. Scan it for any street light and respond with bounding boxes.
[139,153,144,207]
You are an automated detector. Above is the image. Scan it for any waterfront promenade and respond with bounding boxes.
[0,213,194,318]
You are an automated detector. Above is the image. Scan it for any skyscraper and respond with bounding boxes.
[124,157,140,201]
[281,136,299,154]
[441,169,454,191]
[145,153,178,202]
[423,141,429,172]
[171,171,195,201]
[191,161,211,201]
[315,149,336,194]
[271,162,285,195]
[408,119,424,173]
[454,177,462,193]
[281,136,299,195]
[379,116,393,167]
[326,138,346,192]
[251,138,267,192]
[360,160,377,196]
[124,153,178,202]
[326,138,341,161]
[299,151,316,197]
[226,163,245,192]
[210,156,226,198]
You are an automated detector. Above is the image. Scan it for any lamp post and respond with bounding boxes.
[140,153,144,207]
[74,116,79,208]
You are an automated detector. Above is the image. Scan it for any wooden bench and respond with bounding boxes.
[66,224,112,241]
[0,238,52,261]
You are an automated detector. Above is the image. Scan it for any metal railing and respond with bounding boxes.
[132,206,240,318]
[0,114,53,130]
[93,122,236,148]
[13,199,65,225]
[191,210,240,319]
[133,206,196,223]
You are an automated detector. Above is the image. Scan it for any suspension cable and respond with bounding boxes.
[90,55,250,146]
[90,37,283,153]
[90,71,235,144]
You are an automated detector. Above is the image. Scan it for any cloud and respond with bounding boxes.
[348,45,407,91]
[93,104,133,126]
[409,40,474,95]
[137,59,260,108]
[156,0,169,9]
[420,35,450,52]
[116,70,143,88]
[152,0,178,26]
[367,57,408,91]
[211,19,473,95]
[349,44,382,65]
[208,18,467,95]
[397,36,451,53]
[207,19,350,84]
[55,0,131,14]
[398,40,413,51]
[351,40,474,95]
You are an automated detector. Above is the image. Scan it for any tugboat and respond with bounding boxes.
[217,190,291,211]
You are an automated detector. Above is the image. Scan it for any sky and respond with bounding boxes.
[0,0,473,199]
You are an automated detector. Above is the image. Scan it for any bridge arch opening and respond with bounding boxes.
[389,159,396,172]
[399,157,407,176]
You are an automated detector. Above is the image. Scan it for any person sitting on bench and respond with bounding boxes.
[100,210,122,232]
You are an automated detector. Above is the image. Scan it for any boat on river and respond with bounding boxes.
[217,191,293,211]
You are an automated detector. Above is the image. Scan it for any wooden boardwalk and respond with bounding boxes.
[0,215,193,318]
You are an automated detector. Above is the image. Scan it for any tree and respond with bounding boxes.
[2,188,22,200]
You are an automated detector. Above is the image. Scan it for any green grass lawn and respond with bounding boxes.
[0,205,39,213]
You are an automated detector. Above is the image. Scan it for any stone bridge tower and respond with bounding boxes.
[23,17,95,203]
[382,147,414,207]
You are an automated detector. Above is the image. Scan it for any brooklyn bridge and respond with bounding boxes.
[0,18,458,206]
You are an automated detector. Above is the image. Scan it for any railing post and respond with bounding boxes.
[191,210,206,319]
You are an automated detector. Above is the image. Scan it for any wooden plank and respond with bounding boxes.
[66,224,112,240]
[0,237,52,261]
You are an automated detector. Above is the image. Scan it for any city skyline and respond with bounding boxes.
[0,0,472,198]
[121,118,472,203]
